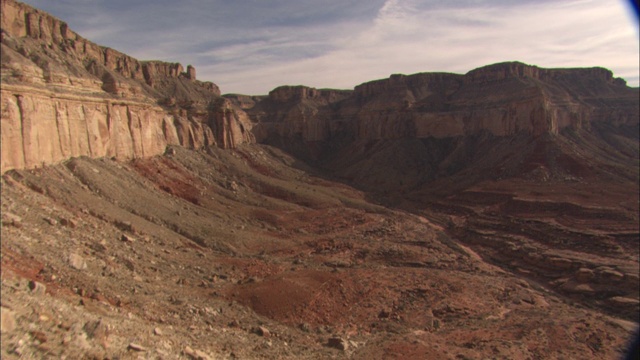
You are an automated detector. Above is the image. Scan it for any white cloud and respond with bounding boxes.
[201,0,639,94]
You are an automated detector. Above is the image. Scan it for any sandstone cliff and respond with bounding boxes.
[247,86,352,144]
[2,0,637,179]
[239,62,638,192]
[0,0,253,173]
[245,62,638,151]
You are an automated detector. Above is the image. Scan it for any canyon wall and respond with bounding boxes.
[245,62,638,157]
[245,86,352,144]
[0,0,253,174]
[2,0,637,173]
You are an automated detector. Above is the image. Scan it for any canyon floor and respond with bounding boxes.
[1,144,638,359]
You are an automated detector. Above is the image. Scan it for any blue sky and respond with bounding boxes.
[22,0,640,95]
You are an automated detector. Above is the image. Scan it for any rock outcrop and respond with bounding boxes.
[249,86,350,142]
[0,0,252,174]
[2,0,637,176]
[237,62,638,194]
[245,62,638,159]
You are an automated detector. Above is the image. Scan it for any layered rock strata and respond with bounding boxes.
[245,62,638,158]
[2,0,637,174]
[0,0,253,174]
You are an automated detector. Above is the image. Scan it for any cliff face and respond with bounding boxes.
[257,87,346,140]
[0,0,252,174]
[245,62,639,155]
[2,0,637,176]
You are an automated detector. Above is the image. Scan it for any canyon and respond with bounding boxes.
[1,0,639,359]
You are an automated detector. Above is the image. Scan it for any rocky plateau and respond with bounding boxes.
[1,0,639,359]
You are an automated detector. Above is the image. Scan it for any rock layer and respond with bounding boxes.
[0,0,252,174]
[2,0,638,176]
[244,63,638,160]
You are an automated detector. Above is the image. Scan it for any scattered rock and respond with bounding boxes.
[30,330,47,343]
[378,309,391,319]
[154,327,163,336]
[327,337,349,351]
[546,257,575,270]
[253,326,271,337]
[0,307,17,333]
[121,233,136,242]
[68,253,87,270]
[607,297,640,306]
[128,343,147,352]
[561,281,595,294]
[184,346,213,360]
[228,320,240,328]
[60,217,77,228]
[2,212,22,228]
[521,295,535,305]
[82,319,110,349]
[575,268,594,283]
[115,220,135,233]
[28,280,47,296]
[44,217,57,225]
[599,269,624,282]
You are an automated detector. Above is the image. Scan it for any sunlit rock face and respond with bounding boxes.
[0,0,252,173]
[244,62,638,159]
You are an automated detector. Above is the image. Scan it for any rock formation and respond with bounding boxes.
[1,0,638,181]
[244,62,638,160]
[0,0,252,174]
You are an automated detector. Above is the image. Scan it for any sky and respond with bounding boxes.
[21,0,640,95]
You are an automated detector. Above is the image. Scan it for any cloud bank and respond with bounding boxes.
[23,0,640,94]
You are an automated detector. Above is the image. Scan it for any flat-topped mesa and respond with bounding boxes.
[268,85,351,103]
[541,67,615,82]
[354,72,463,102]
[464,61,622,85]
[224,94,268,110]
[247,62,637,154]
[464,62,543,83]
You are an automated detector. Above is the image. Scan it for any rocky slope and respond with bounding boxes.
[2,145,638,359]
[0,0,254,174]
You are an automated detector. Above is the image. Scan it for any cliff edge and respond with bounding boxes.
[246,61,637,147]
[0,0,254,173]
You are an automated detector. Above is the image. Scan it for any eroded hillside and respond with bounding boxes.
[2,145,638,359]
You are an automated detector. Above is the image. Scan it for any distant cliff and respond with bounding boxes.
[0,0,253,173]
[242,62,638,161]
